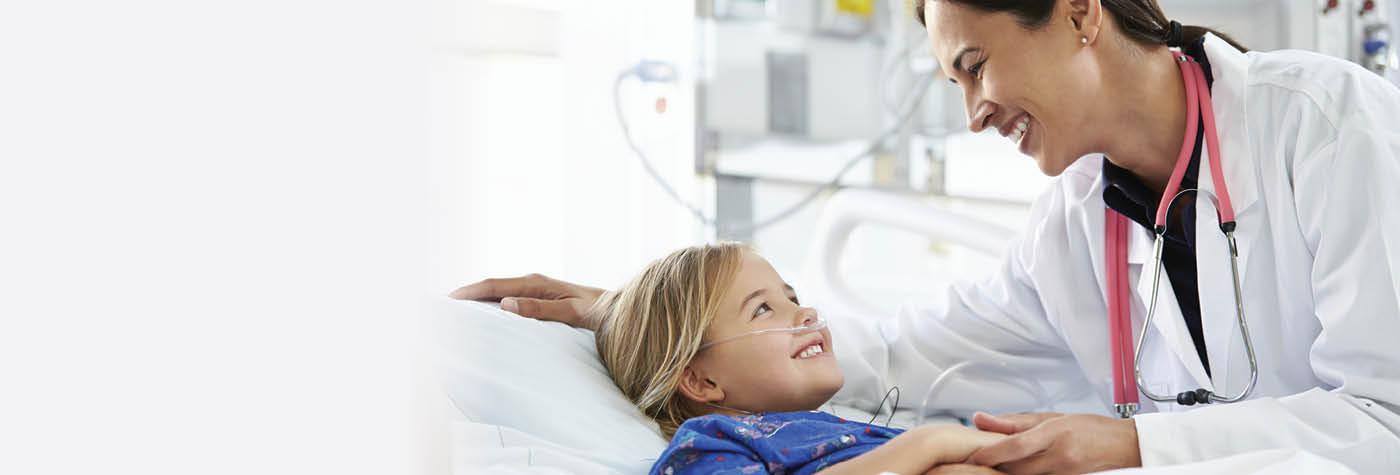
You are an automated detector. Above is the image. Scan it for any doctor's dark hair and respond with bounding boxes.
[915,0,1247,52]
[591,242,747,438]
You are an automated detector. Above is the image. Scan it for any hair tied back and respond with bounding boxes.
[1163,20,1184,47]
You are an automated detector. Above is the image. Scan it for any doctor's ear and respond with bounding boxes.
[677,367,725,404]
[1064,0,1104,45]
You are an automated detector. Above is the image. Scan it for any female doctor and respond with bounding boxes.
[453,0,1400,473]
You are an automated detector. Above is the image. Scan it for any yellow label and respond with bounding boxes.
[836,0,874,16]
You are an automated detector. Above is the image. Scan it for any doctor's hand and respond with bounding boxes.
[967,413,1141,475]
[923,464,1005,475]
[449,274,606,330]
[970,412,1061,435]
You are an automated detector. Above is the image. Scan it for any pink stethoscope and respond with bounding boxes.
[1105,51,1259,418]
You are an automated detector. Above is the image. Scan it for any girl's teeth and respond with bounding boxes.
[798,345,824,359]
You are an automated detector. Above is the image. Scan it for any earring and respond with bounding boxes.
[1070,16,1086,45]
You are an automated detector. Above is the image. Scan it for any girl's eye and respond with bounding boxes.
[753,302,773,319]
[789,296,801,306]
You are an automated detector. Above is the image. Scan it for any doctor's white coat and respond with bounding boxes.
[828,34,1400,473]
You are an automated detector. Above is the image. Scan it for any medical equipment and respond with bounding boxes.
[1106,49,1260,418]
[768,0,874,36]
[865,386,900,427]
[698,315,828,350]
[614,60,936,237]
[1363,23,1398,74]
[916,361,1057,426]
[701,18,887,140]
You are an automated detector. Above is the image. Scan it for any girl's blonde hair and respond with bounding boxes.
[592,243,747,438]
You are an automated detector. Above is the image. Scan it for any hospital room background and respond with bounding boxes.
[442,0,1400,313]
[438,0,1400,473]
[2,0,1396,474]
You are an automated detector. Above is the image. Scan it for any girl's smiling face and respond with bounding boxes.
[679,251,843,414]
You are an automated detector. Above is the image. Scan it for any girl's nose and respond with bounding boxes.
[797,307,819,327]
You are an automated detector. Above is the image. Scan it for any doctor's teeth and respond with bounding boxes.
[1009,116,1029,144]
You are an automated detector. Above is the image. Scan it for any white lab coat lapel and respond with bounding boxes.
[1195,35,1261,390]
[1086,159,1111,319]
[1129,221,1215,393]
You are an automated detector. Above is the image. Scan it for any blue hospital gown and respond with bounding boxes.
[649,411,904,475]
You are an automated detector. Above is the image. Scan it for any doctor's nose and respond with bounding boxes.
[966,100,998,133]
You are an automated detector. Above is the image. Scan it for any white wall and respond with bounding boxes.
[1,1,435,474]
[427,2,706,471]
[433,0,702,295]
[1391,0,1400,85]
[1158,0,1295,52]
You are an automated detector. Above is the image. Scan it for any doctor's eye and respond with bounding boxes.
[968,60,986,79]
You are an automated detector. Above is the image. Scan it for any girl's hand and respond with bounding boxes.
[815,424,1006,475]
[449,274,606,330]
[916,424,1008,465]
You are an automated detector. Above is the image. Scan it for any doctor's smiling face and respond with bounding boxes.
[922,0,1108,176]
[679,250,843,415]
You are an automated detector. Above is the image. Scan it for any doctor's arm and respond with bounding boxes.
[1129,104,1400,471]
[448,274,607,330]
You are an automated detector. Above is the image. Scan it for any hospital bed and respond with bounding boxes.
[436,189,1354,474]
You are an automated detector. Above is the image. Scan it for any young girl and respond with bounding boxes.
[590,242,1005,475]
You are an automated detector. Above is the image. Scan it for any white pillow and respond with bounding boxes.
[433,299,668,472]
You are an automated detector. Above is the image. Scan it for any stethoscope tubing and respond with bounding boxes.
[1112,51,1260,417]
